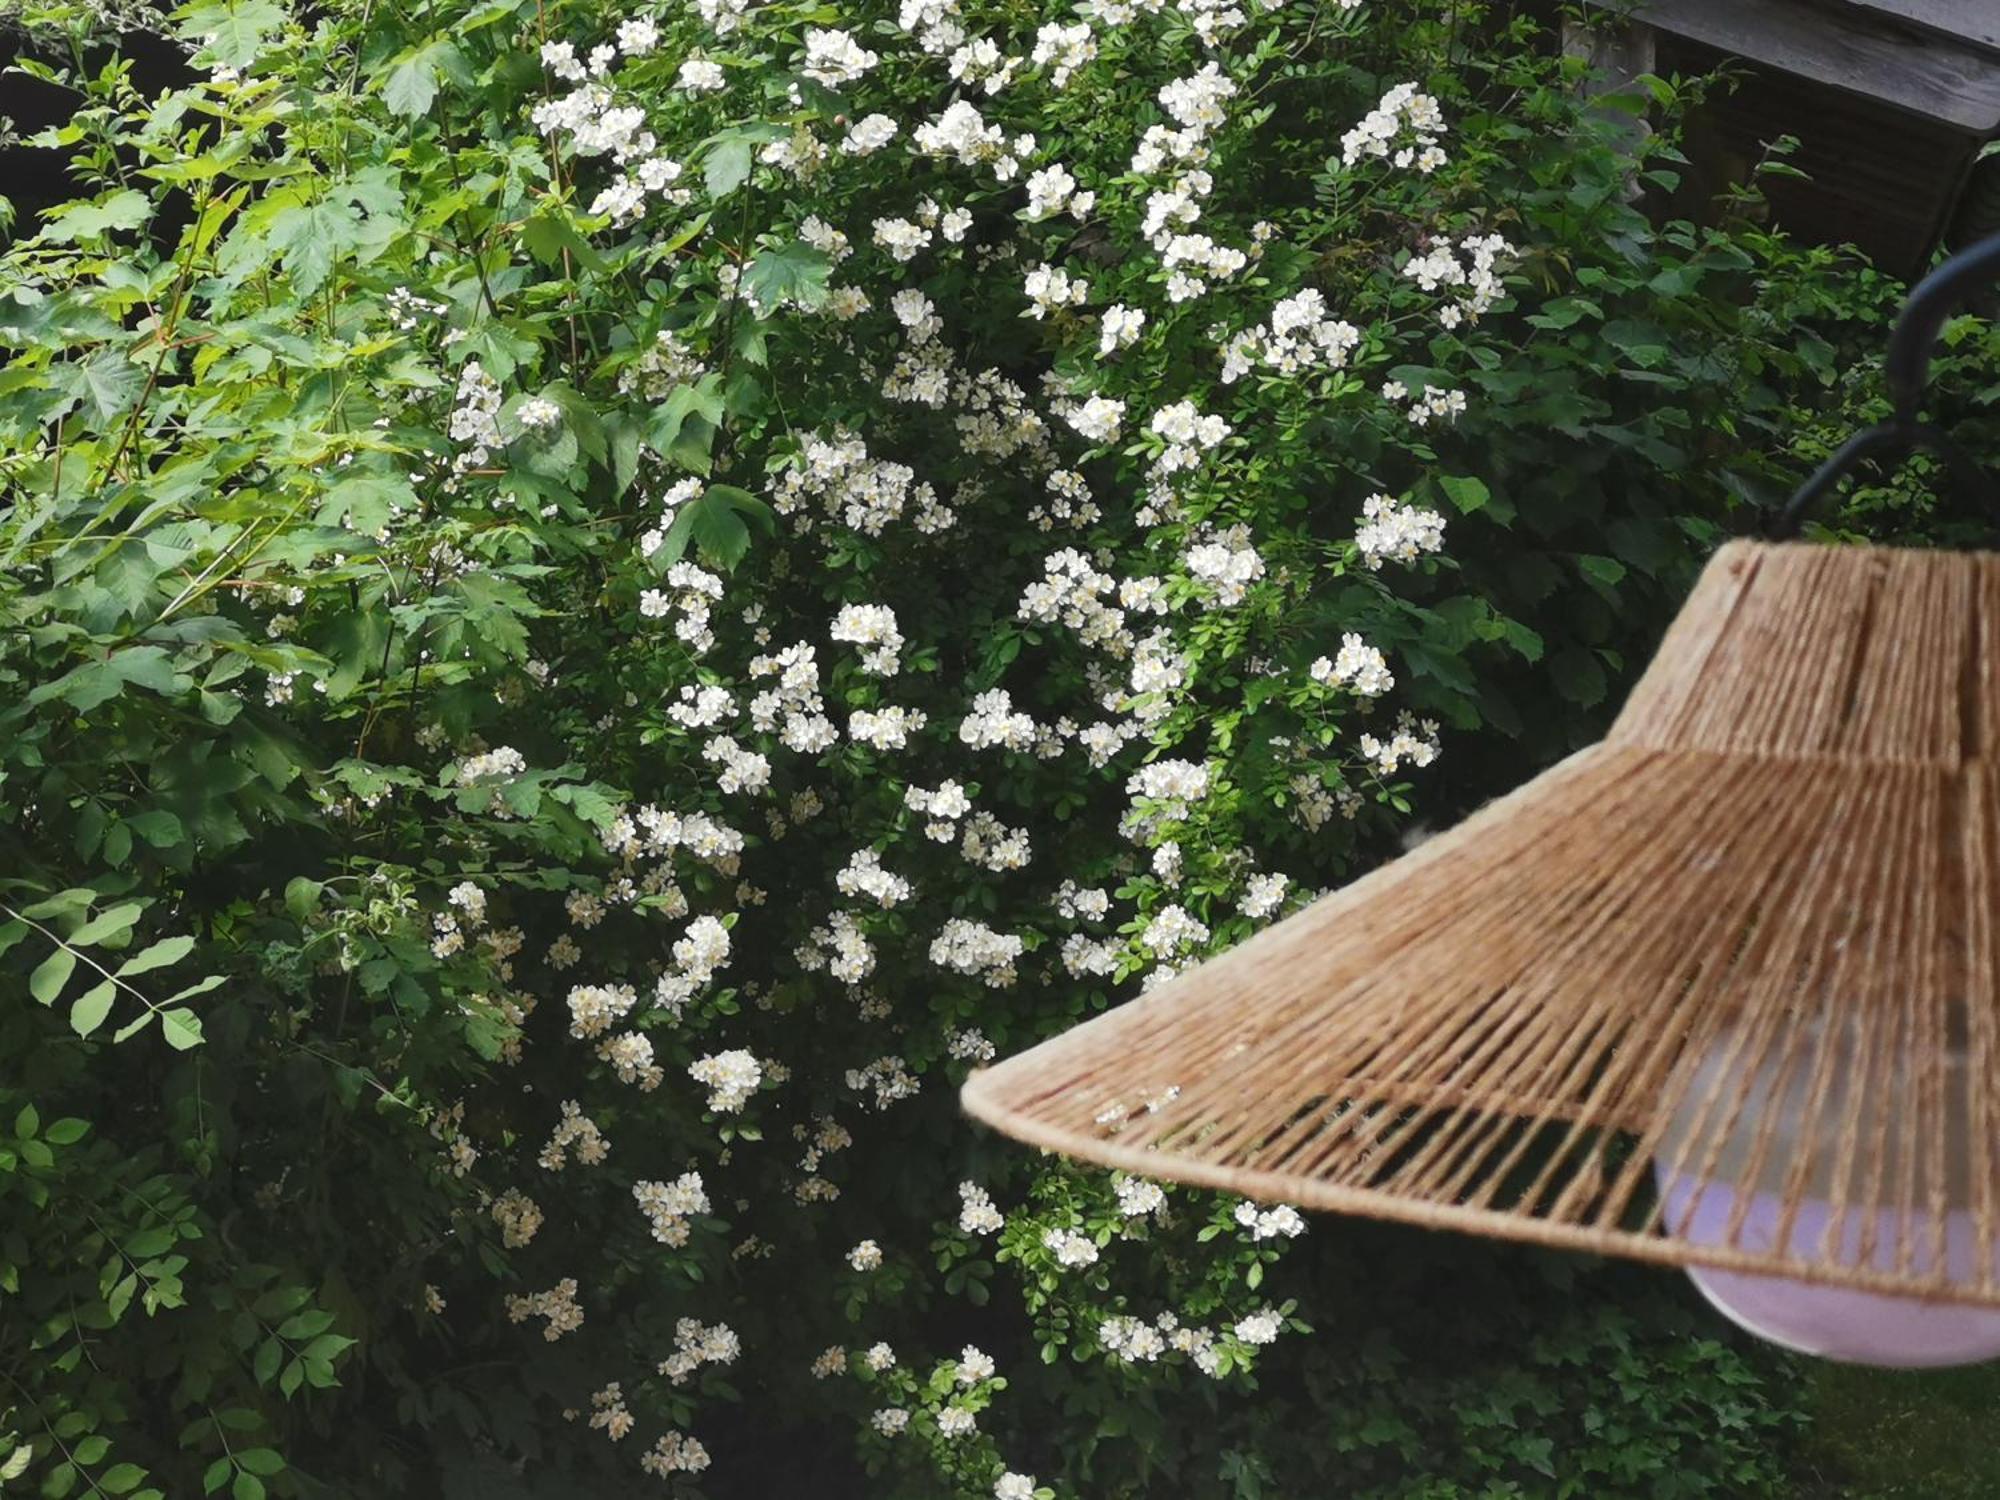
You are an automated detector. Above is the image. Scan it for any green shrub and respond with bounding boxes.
[0,1,1867,1495]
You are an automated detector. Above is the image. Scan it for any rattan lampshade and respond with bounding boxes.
[963,540,2000,1311]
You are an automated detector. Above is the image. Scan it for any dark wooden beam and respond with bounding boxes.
[1616,0,2000,132]
[1832,0,2000,59]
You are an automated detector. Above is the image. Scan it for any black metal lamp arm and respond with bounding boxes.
[1770,231,2000,538]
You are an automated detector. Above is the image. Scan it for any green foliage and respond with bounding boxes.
[0,0,1908,1495]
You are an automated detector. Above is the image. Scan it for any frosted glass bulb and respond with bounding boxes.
[1654,1010,2000,1368]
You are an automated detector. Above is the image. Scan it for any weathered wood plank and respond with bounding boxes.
[1833,0,2000,59]
[1624,0,2000,132]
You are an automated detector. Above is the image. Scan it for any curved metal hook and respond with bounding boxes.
[1768,231,2000,539]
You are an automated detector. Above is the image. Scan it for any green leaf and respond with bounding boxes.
[382,44,442,117]
[117,935,195,977]
[521,208,606,275]
[705,135,754,200]
[160,1008,206,1051]
[176,0,287,71]
[1437,475,1490,514]
[284,878,323,921]
[1550,646,1608,708]
[14,1104,37,1138]
[0,920,28,960]
[1577,554,1626,589]
[55,348,148,422]
[253,1337,281,1385]
[234,1450,284,1477]
[39,190,151,244]
[45,1117,90,1145]
[70,901,143,945]
[100,1463,146,1495]
[30,947,77,1005]
[231,1471,265,1500]
[70,981,116,1037]
[267,198,364,297]
[740,242,831,314]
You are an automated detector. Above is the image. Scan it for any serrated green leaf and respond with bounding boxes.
[39,190,151,244]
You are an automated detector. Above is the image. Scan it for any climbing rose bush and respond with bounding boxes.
[0,0,1832,1493]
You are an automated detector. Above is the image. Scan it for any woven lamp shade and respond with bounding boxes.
[964,540,2000,1311]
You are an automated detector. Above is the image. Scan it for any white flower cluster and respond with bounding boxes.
[702,734,773,795]
[1023,262,1089,319]
[1355,493,1446,569]
[800,26,879,87]
[836,848,915,907]
[847,1238,884,1271]
[1141,902,1210,957]
[567,981,638,1040]
[1238,871,1291,920]
[659,1317,741,1384]
[958,688,1038,752]
[688,1048,763,1112]
[1148,399,1231,474]
[634,1172,710,1246]
[505,1277,584,1341]
[773,431,955,539]
[905,779,972,840]
[958,1182,1004,1235]
[1220,287,1362,383]
[1115,1176,1168,1218]
[1183,534,1264,606]
[538,1100,609,1170]
[846,1054,921,1109]
[830,603,904,674]
[640,1432,710,1476]
[1310,632,1394,697]
[641,560,727,656]
[1380,378,1468,427]
[1341,81,1447,173]
[959,811,1032,872]
[1233,1201,1308,1240]
[1402,232,1515,329]
[653,913,733,1017]
[1031,20,1096,87]
[1360,713,1443,776]
[1042,1227,1100,1268]
[491,1187,543,1248]
[930,918,1027,986]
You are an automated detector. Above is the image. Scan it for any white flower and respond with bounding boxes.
[871,1407,910,1436]
[1042,1227,1100,1268]
[1233,1201,1308,1240]
[1023,262,1088,318]
[847,1239,884,1271]
[677,58,726,93]
[1116,1176,1167,1217]
[1233,1308,1284,1345]
[801,27,879,86]
[863,1341,896,1371]
[1238,872,1290,920]
[516,395,562,431]
[842,113,899,154]
[1031,20,1096,87]
[830,602,904,674]
[1098,304,1145,356]
[1064,396,1125,443]
[958,1182,1004,1235]
[689,1049,763,1112]
[1311,632,1394,697]
[1355,493,1446,568]
[616,17,659,54]
[937,1406,977,1437]
[995,1473,1037,1500]
[957,1343,997,1383]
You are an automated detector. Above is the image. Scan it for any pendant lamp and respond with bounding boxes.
[963,233,2000,1368]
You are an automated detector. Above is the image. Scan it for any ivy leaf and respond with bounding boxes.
[69,981,116,1037]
